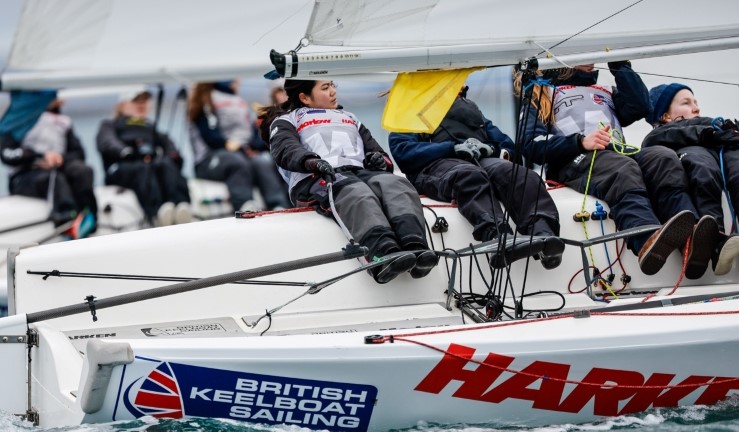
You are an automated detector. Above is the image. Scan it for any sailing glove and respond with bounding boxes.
[465,138,495,158]
[454,141,480,161]
[364,152,389,171]
[304,158,336,182]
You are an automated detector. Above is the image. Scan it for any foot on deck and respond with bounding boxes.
[409,250,439,279]
[489,236,547,269]
[713,233,739,276]
[685,215,719,279]
[638,210,695,276]
[538,236,566,270]
[371,252,417,284]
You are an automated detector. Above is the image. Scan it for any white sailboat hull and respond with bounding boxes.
[19,300,739,430]
[0,188,738,429]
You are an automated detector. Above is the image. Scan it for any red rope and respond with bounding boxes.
[236,207,315,219]
[391,335,739,390]
[385,306,739,390]
[391,308,739,340]
[545,179,566,190]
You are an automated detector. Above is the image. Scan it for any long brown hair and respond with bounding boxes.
[513,68,574,124]
[187,83,215,122]
[257,79,319,142]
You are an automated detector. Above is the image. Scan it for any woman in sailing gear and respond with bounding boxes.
[188,80,290,211]
[517,62,702,277]
[644,83,739,276]
[388,88,564,270]
[97,89,192,226]
[259,79,437,284]
[0,97,98,239]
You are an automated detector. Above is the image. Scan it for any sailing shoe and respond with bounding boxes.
[174,202,193,224]
[638,210,695,276]
[63,211,96,240]
[489,236,546,269]
[409,250,439,279]
[156,202,176,226]
[538,236,566,270]
[713,234,739,276]
[371,252,417,284]
[685,215,719,279]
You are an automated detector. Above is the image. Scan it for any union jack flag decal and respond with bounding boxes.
[126,362,183,419]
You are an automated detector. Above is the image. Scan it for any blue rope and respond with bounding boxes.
[711,116,725,131]
[523,76,560,94]
[595,201,614,277]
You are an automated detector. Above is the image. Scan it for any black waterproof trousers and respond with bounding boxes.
[105,158,190,220]
[411,157,560,241]
[292,169,428,259]
[9,159,98,224]
[195,149,290,211]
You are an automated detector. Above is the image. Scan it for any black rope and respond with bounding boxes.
[260,310,273,336]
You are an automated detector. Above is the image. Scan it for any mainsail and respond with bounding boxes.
[273,0,739,78]
[265,0,739,133]
[1,0,315,89]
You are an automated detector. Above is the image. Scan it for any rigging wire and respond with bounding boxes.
[541,0,646,54]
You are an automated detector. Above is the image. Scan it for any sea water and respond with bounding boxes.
[2,399,739,432]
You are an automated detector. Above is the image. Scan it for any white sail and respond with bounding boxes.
[2,0,315,89]
[272,0,739,77]
[6,0,739,89]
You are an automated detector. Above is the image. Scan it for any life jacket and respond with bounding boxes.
[211,90,252,146]
[552,85,623,138]
[276,107,366,193]
[10,112,71,175]
[429,98,489,144]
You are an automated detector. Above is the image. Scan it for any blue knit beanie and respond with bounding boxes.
[647,83,692,125]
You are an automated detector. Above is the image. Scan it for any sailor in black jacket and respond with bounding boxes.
[96,90,191,226]
[644,83,739,276]
[260,79,437,284]
[517,62,699,277]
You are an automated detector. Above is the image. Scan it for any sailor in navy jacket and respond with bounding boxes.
[389,93,563,269]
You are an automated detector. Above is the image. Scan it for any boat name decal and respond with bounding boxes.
[415,343,739,416]
[140,323,226,337]
[68,332,116,340]
[120,359,377,430]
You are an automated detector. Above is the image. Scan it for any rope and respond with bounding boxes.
[579,150,599,268]
[390,334,738,391]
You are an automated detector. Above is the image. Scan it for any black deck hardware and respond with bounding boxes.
[85,295,98,322]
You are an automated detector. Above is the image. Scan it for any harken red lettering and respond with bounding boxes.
[416,343,739,418]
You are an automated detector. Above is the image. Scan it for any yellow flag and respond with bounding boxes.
[382,67,483,133]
